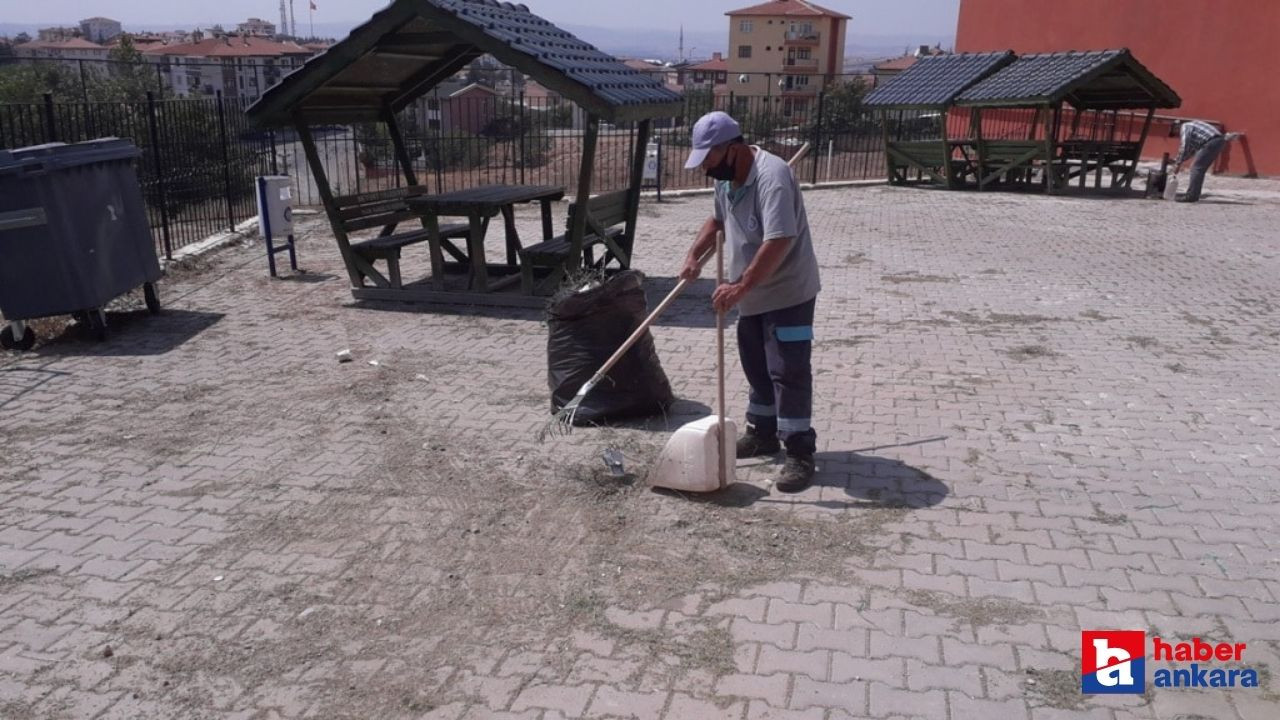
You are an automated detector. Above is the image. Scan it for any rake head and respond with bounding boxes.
[537,398,583,443]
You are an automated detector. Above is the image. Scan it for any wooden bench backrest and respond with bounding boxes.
[333,185,430,233]
[566,190,630,234]
[889,141,949,167]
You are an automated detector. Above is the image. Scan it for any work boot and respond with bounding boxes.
[1175,194,1198,203]
[776,453,815,493]
[736,424,781,458]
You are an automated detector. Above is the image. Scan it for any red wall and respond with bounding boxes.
[956,0,1280,176]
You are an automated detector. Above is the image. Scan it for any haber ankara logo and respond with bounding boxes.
[1082,630,1145,694]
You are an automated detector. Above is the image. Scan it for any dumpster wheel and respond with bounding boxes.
[144,282,161,315]
[1,324,36,352]
[86,310,108,342]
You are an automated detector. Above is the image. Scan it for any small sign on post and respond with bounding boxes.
[641,138,663,201]
[256,175,298,277]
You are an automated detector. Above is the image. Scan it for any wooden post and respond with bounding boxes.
[1043,104,1056,194]
[466,213,488,291]
[566,114,600,271]
[1125,106,1156,189]
[296,116,363,287]
[384,106,419,187]
[939,107,953,189]
[972,108,985,191]
[621,118,652,268]
[879,111,893,183]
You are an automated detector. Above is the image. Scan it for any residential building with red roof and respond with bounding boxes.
[870,45,947,84]
[144,36,314,99]
[680,52,729,90]
[724,0,850,122]
[14,37,111,70]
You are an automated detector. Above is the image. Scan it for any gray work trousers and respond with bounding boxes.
[737,297,817,456]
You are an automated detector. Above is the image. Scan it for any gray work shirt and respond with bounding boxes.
[713,147,821,317]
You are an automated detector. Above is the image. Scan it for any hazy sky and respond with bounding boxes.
[9,0,961,37]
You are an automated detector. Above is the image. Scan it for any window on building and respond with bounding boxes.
[797,47,811,59]
[738,45,752,59]
[739,20,752,33]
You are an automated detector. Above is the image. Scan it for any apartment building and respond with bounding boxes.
[80,17,123,44]
[144,36,313,100]
[14,37,111,72]
[725,0,849,119]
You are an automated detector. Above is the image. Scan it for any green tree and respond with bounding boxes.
[0,62,82,103]
[97,35,164,102]
[354,122,392,171]
[816,77,869,133]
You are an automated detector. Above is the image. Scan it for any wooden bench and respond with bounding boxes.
[975,140,1048,189]
[885,141,969,186]
[331,185,469,289]
[1057,140,1142,189]
[519,190,632,294]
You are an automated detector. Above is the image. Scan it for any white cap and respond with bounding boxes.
[684,111,743,169]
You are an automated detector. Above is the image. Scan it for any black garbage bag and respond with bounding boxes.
[546,270,675,425]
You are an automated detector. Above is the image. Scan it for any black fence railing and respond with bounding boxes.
[283,90,887,207]
[2,90,886,258]
[0,92,276,258]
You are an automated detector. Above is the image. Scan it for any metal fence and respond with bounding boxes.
[0,92,276,258]
[286,90,888,207]
[1,90,886,258]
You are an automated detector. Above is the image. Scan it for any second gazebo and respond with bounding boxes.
[954,49,1181,193]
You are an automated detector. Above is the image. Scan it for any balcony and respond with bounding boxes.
[784,30,821,47]
[780,83,819,96]
[783,57,819,74]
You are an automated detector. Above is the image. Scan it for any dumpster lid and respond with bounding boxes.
[0,138,141,176]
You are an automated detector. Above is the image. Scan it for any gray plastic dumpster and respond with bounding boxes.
[0,138,162,350]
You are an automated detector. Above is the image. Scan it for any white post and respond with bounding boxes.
[826,139,834,182]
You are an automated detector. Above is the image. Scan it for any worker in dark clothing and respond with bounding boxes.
[1171,119,1227,202]
[679,111,822,493]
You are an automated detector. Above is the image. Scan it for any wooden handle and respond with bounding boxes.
[790,142,812,171]
[585,246,715,388]
[716,231,727,488]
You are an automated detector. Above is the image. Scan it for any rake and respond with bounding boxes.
[539,142,811,442]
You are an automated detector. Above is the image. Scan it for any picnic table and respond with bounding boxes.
[408,184,565,293]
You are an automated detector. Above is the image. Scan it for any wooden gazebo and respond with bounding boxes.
[953,49,1180,193]
[864,51,1014,187]
[246,0,682,306]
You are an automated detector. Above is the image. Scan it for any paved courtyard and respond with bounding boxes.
[3,176,1280,720]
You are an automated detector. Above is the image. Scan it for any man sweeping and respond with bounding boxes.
[679,111,821,493]
[1170,119,1227,203]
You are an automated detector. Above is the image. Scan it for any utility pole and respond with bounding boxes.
[289,0,297,37]
[279,0,288,37]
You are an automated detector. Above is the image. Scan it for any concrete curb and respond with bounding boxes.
[163,209,322,266]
